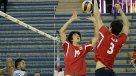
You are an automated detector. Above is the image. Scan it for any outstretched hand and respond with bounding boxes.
[86,17,96,22]
[6,58,14,68]
[70,10,80,21]
[115,4,121,10]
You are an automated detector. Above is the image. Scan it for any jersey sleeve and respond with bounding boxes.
[62,39,70,56]
[119,33,127,44]
[84,41,93,54]
[99,25,110,37]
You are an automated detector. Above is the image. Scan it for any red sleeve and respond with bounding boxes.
[99,25,110,37]
[62,39,70,54]
[119,33,127,44]
[84,41,93,54]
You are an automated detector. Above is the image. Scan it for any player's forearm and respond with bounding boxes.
[0,67,7,75]
[118,8,129,27]
[59,18,74,33]
[94,0,103,29]
[94,0,100,21]
[93,21,99,39]
[8,67,14,76]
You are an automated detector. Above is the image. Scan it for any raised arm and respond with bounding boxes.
[87,17,98,47]
[94,0,104,29]
[8,67,14,76]
[115,4,129,35]
[7,58,14,76]
[0,67,7,75]
[0,58,14,76]
[59,11,80,44]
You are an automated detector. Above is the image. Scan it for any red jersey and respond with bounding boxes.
[63,39,93,75]
[95,25,127,69]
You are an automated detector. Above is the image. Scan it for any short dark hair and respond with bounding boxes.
[15,58,24,68]
[110,20,123,36]
[68,31,81,43]
[34,72,41,76]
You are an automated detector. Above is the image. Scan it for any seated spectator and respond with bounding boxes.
[34,72,41,76]
[13,58,27,76]
[54,66,64,76]
[0,0,8,13]
[57,68,64,76]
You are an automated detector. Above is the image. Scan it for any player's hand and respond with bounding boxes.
[115,4,121,10]
[86,17,96,22]
[6,58,14,68]
[70,10,80,21]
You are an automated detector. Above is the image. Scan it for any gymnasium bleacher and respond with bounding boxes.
[0,0,136,76]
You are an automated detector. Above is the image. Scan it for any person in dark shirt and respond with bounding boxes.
[0,0,8,13]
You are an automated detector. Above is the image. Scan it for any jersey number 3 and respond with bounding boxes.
[107,42,114,54]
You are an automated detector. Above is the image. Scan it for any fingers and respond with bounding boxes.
[115,4,119,7]
[6,58,13,68]
[115,4,121,9]
[94,0,97,3]
[86,17,95,22]
[73,11,78,16]
[72,9,78,16]
[71,10,80,20]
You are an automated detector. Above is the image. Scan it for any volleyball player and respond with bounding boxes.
[13,58,27,76]
[93,0,129,76]
[59,10,99,76]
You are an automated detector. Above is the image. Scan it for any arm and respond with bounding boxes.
[115,4,129,35]
[0,67,7,75]
[7,58,14,76]
[0,58,14,75]
[87,17,98,47]
[59,11,80,44]
[8,67,14,76]
[94,0,104,29]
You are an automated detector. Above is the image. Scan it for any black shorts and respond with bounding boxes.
[95,67,116,76]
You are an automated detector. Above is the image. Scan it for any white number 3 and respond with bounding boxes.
[107,42,114,54]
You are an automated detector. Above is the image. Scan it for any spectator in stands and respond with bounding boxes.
[0,58,14,76]
[34,72,41,76]
[57,68,64,76]
[54,66,61,76]
[54,66,64,76]
[105,0,112,13]
[13,58,27,76]
[131,46,136,68]
[0,0,8,13]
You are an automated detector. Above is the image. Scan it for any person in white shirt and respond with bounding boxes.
[54,67,64,76]
[13,58,27,76]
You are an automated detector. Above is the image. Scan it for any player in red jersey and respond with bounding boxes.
[94,0,129,76]
[59,11,99,76]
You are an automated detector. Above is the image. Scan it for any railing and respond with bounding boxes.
[98,0,136,13]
